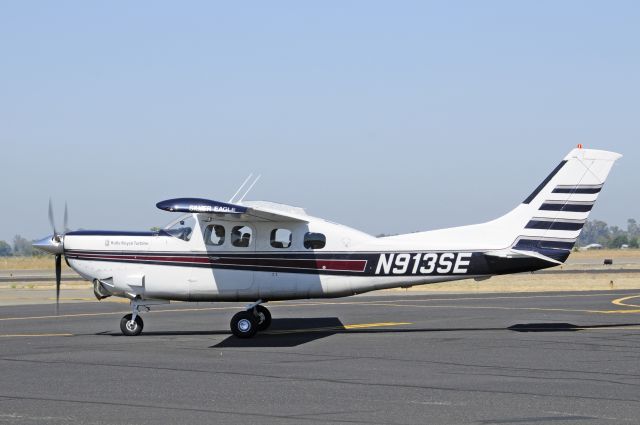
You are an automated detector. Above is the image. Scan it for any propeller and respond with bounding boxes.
[55,253,62,315]
[42,199,69,314]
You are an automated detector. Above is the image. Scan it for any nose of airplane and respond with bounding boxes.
[32,235,64,255]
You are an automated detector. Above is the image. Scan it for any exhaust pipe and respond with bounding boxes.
[93,279,112,300]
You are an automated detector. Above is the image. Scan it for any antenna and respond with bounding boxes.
[237,174,261,203]
[228,174,253,203]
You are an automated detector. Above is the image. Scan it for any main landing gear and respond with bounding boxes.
[230,301,271,338]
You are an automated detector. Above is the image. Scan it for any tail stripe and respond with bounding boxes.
[539,201,593,212]
[513,238,576,251]
[552,184,603,194]
[523,160,567,204]
[525,219,585,231]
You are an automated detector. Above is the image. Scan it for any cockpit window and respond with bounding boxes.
[231,225,253,248]
[270,228,292,248]
[162,215,196,241]
[204,224,225,246]
[304,232,326,249]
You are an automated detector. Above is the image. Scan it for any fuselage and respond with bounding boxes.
[63,212,553,303]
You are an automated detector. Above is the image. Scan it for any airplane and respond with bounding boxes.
[33,146,621,338]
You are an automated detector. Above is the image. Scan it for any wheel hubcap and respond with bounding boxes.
[238,318,251,332]
[126,320,137,332]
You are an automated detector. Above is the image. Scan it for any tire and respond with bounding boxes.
[120,313,144,336]
[230,311,258,338]
[255,305,272,331]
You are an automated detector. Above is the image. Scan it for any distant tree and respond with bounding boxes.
[13,235,34,256]
[0,240,12,256]
[609,225,625,240]
[577,220,609,246]
[628,219,640,240]
[629,238,639,249]
[150,226,161,232]
[608,234,629,249]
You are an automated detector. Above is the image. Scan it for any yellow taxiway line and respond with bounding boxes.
[0,333,73,338]
[611,294,640,309]
[0,305,243,321]
[264,321,412,335]
[2,293,640,322]
[343,321,412,329]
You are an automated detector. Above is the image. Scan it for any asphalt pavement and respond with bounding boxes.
[0,291,639,424]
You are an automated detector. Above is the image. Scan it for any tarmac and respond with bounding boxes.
[1,291,639,424]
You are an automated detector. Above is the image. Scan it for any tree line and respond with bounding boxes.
[577,218,639,248]
[0,235,39,257]
[0,219,637,257]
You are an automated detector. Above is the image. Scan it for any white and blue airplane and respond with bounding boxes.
[34,147,621,337]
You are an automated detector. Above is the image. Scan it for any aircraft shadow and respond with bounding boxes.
[212,321,640,347]
[99,320,640,347]
[213,317,345,347]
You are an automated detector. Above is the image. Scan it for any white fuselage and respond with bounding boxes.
[65,214,481,302]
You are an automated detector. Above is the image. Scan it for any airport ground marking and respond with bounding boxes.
[581,325,640,331]
[0,305,243,321]
[611,294,640,309]
[0,333,73,338]
[264,321,412,335]
[343,321,412,329]
[3,293,640,322]
[338,301,640,315]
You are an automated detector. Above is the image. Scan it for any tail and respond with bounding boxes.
[387,146,622,267]
[493,146,622,263]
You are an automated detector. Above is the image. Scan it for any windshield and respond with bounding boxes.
[161,215,196,241]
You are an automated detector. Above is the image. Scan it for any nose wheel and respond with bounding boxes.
[120,313,144,336]
[119,298,156,336]
[230,303,271,338]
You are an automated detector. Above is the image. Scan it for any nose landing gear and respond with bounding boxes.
[119,298,167,336]
[230,300,271,338]
[120,313,144,336]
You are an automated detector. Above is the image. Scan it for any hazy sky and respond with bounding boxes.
[1,1,638,243]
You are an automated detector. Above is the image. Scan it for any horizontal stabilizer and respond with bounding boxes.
[484,249,563,265]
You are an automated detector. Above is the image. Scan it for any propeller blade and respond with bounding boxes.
[63,202,69,234]
[48,199,58,236]
[55,254,61,315]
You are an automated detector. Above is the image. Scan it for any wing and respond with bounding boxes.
[156,198,309,223]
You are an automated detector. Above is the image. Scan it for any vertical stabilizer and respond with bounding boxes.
[511,148,622,261]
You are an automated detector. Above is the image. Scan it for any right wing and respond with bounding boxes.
[156,198,309,223]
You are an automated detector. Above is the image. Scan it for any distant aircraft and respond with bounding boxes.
[581,243,604,250]
[34,147,621,337]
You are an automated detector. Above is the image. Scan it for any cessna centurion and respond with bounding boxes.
[34,147,621,338]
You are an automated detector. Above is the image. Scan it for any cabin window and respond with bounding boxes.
[163,215,196,241]
[204,224,225,246]
[270,228,292,248]
[231,225,252,248]
[304,232,326,249]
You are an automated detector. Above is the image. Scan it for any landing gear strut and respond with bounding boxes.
[230,300,271,338]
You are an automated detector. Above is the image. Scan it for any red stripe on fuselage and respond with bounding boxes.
[66,251,367,272]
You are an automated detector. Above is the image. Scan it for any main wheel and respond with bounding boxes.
[120,313,144,336]
[230,311,258,338]
[255,305,272,331]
